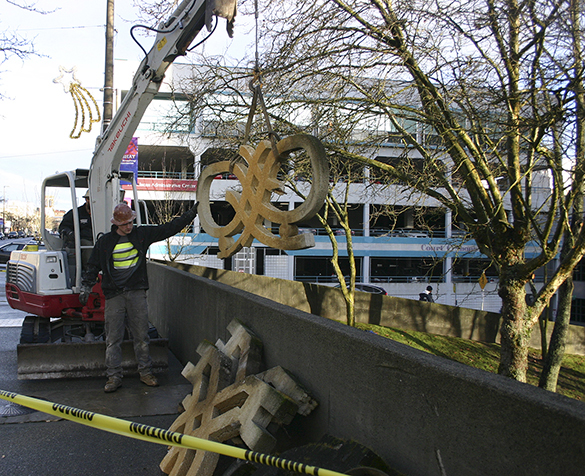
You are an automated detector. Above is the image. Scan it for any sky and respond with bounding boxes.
[0,0,250,209]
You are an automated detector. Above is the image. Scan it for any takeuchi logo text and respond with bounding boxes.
[108,111,132,152]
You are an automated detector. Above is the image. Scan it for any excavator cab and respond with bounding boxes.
[39,168,142,290]
[6,170,93,317]
[5,169,167,379]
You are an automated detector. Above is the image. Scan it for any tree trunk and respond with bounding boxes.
[539,277,573,391]
[498,282,532,382]
[345,292,355,327]
[539,311,549,361]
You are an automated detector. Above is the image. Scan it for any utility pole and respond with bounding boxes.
[102,0,115,133]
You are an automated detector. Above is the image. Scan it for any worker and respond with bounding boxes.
[419,285,435,303]
[59,190,94,265]
[80,201,198,393]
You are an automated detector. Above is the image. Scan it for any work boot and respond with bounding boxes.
[104,376,122,393]
[140,373,159,387]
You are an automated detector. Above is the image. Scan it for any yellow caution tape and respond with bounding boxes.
[0,389,347,476]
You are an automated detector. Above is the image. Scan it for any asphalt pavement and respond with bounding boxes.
[0,262,193,476]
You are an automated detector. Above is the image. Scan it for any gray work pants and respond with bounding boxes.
[104,289,152,379]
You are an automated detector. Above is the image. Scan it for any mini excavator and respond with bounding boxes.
[5,0,237,379]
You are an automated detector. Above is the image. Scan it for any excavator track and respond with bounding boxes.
[17,338,169,380]
[16,316,168,380]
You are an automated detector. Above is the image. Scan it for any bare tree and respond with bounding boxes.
[5,208,39,233]
[249,0,585,386]
[287,147,362,326]
[131,0,178,23]
[1,1,53,97]
[0,28,35,64]
[539,0,585,390]
[150,195,194,262]
[322,189,359,327]
[145,160,196,262]
[143,0,585,387]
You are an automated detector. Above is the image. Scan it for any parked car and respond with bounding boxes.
[354,283,388,295]
[392,229,429,238]
[335,283,388,295]
[6,231,18,239]
[0,240,45,264]
[299,228,318,235]
[334,229,355,236]
[0,232,4,240]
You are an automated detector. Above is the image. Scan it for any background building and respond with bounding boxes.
[113,61,562,316]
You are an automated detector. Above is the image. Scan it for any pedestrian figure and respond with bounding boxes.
[81,201,198,393]
[419,285,435,303]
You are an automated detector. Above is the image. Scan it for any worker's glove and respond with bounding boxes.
[79,285,92,306]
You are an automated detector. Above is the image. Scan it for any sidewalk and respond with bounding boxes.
[0,267,191,475]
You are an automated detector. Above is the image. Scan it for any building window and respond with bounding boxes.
[452,258,498,283]
[295,256,362,283]
[573,259,585,282]
[571,298,585,324]
[370,257,440,283]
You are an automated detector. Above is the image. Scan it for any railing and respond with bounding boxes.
[297,227,454,238]
[296,227,470,238]
[295,276,362,284]
[371,275,500,284]
[449,275,499,284]
[298,228,363,237]
[370,276,435,283]
[295,275,445,284]
[137,171,196,180]
[294,275,501,284]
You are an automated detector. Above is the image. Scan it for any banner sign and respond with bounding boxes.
[122,178,198,192]
[120,137,139,184]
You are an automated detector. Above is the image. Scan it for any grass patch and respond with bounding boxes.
[355,322,585,402]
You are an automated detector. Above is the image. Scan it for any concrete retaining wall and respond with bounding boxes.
[163,261,585,355]
[147,262,585,476]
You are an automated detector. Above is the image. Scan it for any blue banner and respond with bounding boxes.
[120,137,138,184]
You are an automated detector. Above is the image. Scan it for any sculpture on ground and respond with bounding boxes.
[160,319,318,476]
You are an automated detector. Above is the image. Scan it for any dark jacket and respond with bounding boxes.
[82,203,198,299]
[59,204,93,244]
[419,292,434,303]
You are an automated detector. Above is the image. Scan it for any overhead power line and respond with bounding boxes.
[17,25,105,32]
[0,149,93,159]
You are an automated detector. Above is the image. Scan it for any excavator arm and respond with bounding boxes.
[89,0,236,236]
